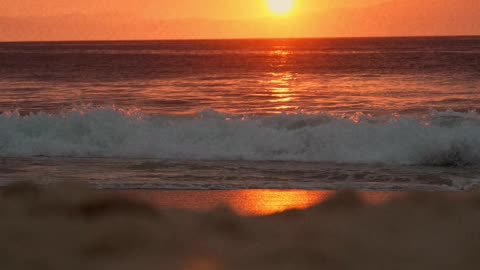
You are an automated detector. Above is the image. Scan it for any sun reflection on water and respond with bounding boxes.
[272,50,290,56]
[268,72,298,113]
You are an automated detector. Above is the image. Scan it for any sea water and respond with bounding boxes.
[1,37,479,191]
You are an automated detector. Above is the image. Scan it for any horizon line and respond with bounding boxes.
[1,34,479,44]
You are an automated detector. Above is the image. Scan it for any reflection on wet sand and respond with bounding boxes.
[117,190,404,216]
[228,190,325,215]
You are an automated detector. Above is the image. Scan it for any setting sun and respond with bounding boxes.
[267,0,294,15]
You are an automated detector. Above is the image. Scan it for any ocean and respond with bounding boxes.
[1,36,480,191]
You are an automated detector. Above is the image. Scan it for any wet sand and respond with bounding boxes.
[115,189,407,216]
[1,183,480,270]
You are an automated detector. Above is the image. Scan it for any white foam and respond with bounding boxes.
[1,107,480,165]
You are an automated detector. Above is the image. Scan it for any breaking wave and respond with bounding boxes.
[1,107,480,166]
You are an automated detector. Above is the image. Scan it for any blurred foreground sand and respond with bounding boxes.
[1,183,480,270]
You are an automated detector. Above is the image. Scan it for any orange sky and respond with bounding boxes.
[0,0,478,41]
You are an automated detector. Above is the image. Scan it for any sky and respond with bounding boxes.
[0,0,478,41]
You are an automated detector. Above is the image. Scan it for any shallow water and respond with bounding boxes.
[1,157,479,191]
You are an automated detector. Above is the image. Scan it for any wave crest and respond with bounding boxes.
[1,107,480,166]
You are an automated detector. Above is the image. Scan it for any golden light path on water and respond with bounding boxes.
[267,49,298,113]
[269,72,297,112]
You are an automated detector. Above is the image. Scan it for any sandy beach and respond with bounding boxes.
[1,183,480,270]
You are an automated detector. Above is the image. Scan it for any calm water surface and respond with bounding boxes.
[1,37,479,115]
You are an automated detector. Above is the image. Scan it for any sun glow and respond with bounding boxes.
[267,0,294,15]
